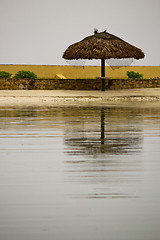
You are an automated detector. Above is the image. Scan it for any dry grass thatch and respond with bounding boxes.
[63,30,145,60]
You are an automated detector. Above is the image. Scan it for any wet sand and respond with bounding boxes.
[0,89,160,108]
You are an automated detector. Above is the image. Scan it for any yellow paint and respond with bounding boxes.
[0,65,160,79]
[55,74,66,79]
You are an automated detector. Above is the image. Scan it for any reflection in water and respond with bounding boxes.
[0,106,160,240]
[64,107,143,156]
[63,107,144,199]
[101,107,105,145]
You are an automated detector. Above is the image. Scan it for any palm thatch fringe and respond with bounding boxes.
[63,31,145,60]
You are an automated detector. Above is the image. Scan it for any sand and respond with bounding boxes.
[0,89,160,108]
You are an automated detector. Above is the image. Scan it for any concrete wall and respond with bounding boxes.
[0,65,160,79]
[0,78,160,90]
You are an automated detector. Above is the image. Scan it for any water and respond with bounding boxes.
[0,106,160,240]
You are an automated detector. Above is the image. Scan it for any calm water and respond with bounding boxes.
[0,106,160,240]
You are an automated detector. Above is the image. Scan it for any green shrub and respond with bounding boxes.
[0,71,12,78]
[13,70,37,79]
[127,71,143,79]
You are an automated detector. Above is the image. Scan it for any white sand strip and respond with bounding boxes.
[0,89,160,108]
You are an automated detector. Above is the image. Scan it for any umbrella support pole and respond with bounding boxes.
[101,59,105,91]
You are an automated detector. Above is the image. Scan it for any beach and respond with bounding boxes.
[0,88,160,108]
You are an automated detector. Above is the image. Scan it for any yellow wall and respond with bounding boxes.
[0,65,160,79]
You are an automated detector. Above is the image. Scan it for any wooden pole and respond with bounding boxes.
[101,59,105,91]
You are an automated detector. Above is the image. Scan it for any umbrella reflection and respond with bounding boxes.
[63,106,144,199]
[101,107,105,146]
[64,107,143,156]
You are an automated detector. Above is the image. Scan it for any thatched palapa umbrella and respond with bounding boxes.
[62,29,145,91]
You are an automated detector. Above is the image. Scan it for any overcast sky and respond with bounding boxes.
[0,0,160,66]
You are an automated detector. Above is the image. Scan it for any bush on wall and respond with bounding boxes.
[127,71,143,79]
[13,70,37,79]
[0,71,12,78]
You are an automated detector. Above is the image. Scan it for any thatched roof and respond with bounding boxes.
[63,30,145,60]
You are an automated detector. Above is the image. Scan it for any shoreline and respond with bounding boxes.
[0,89,160,108]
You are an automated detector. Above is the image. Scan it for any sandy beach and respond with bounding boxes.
[0,89,160,108]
